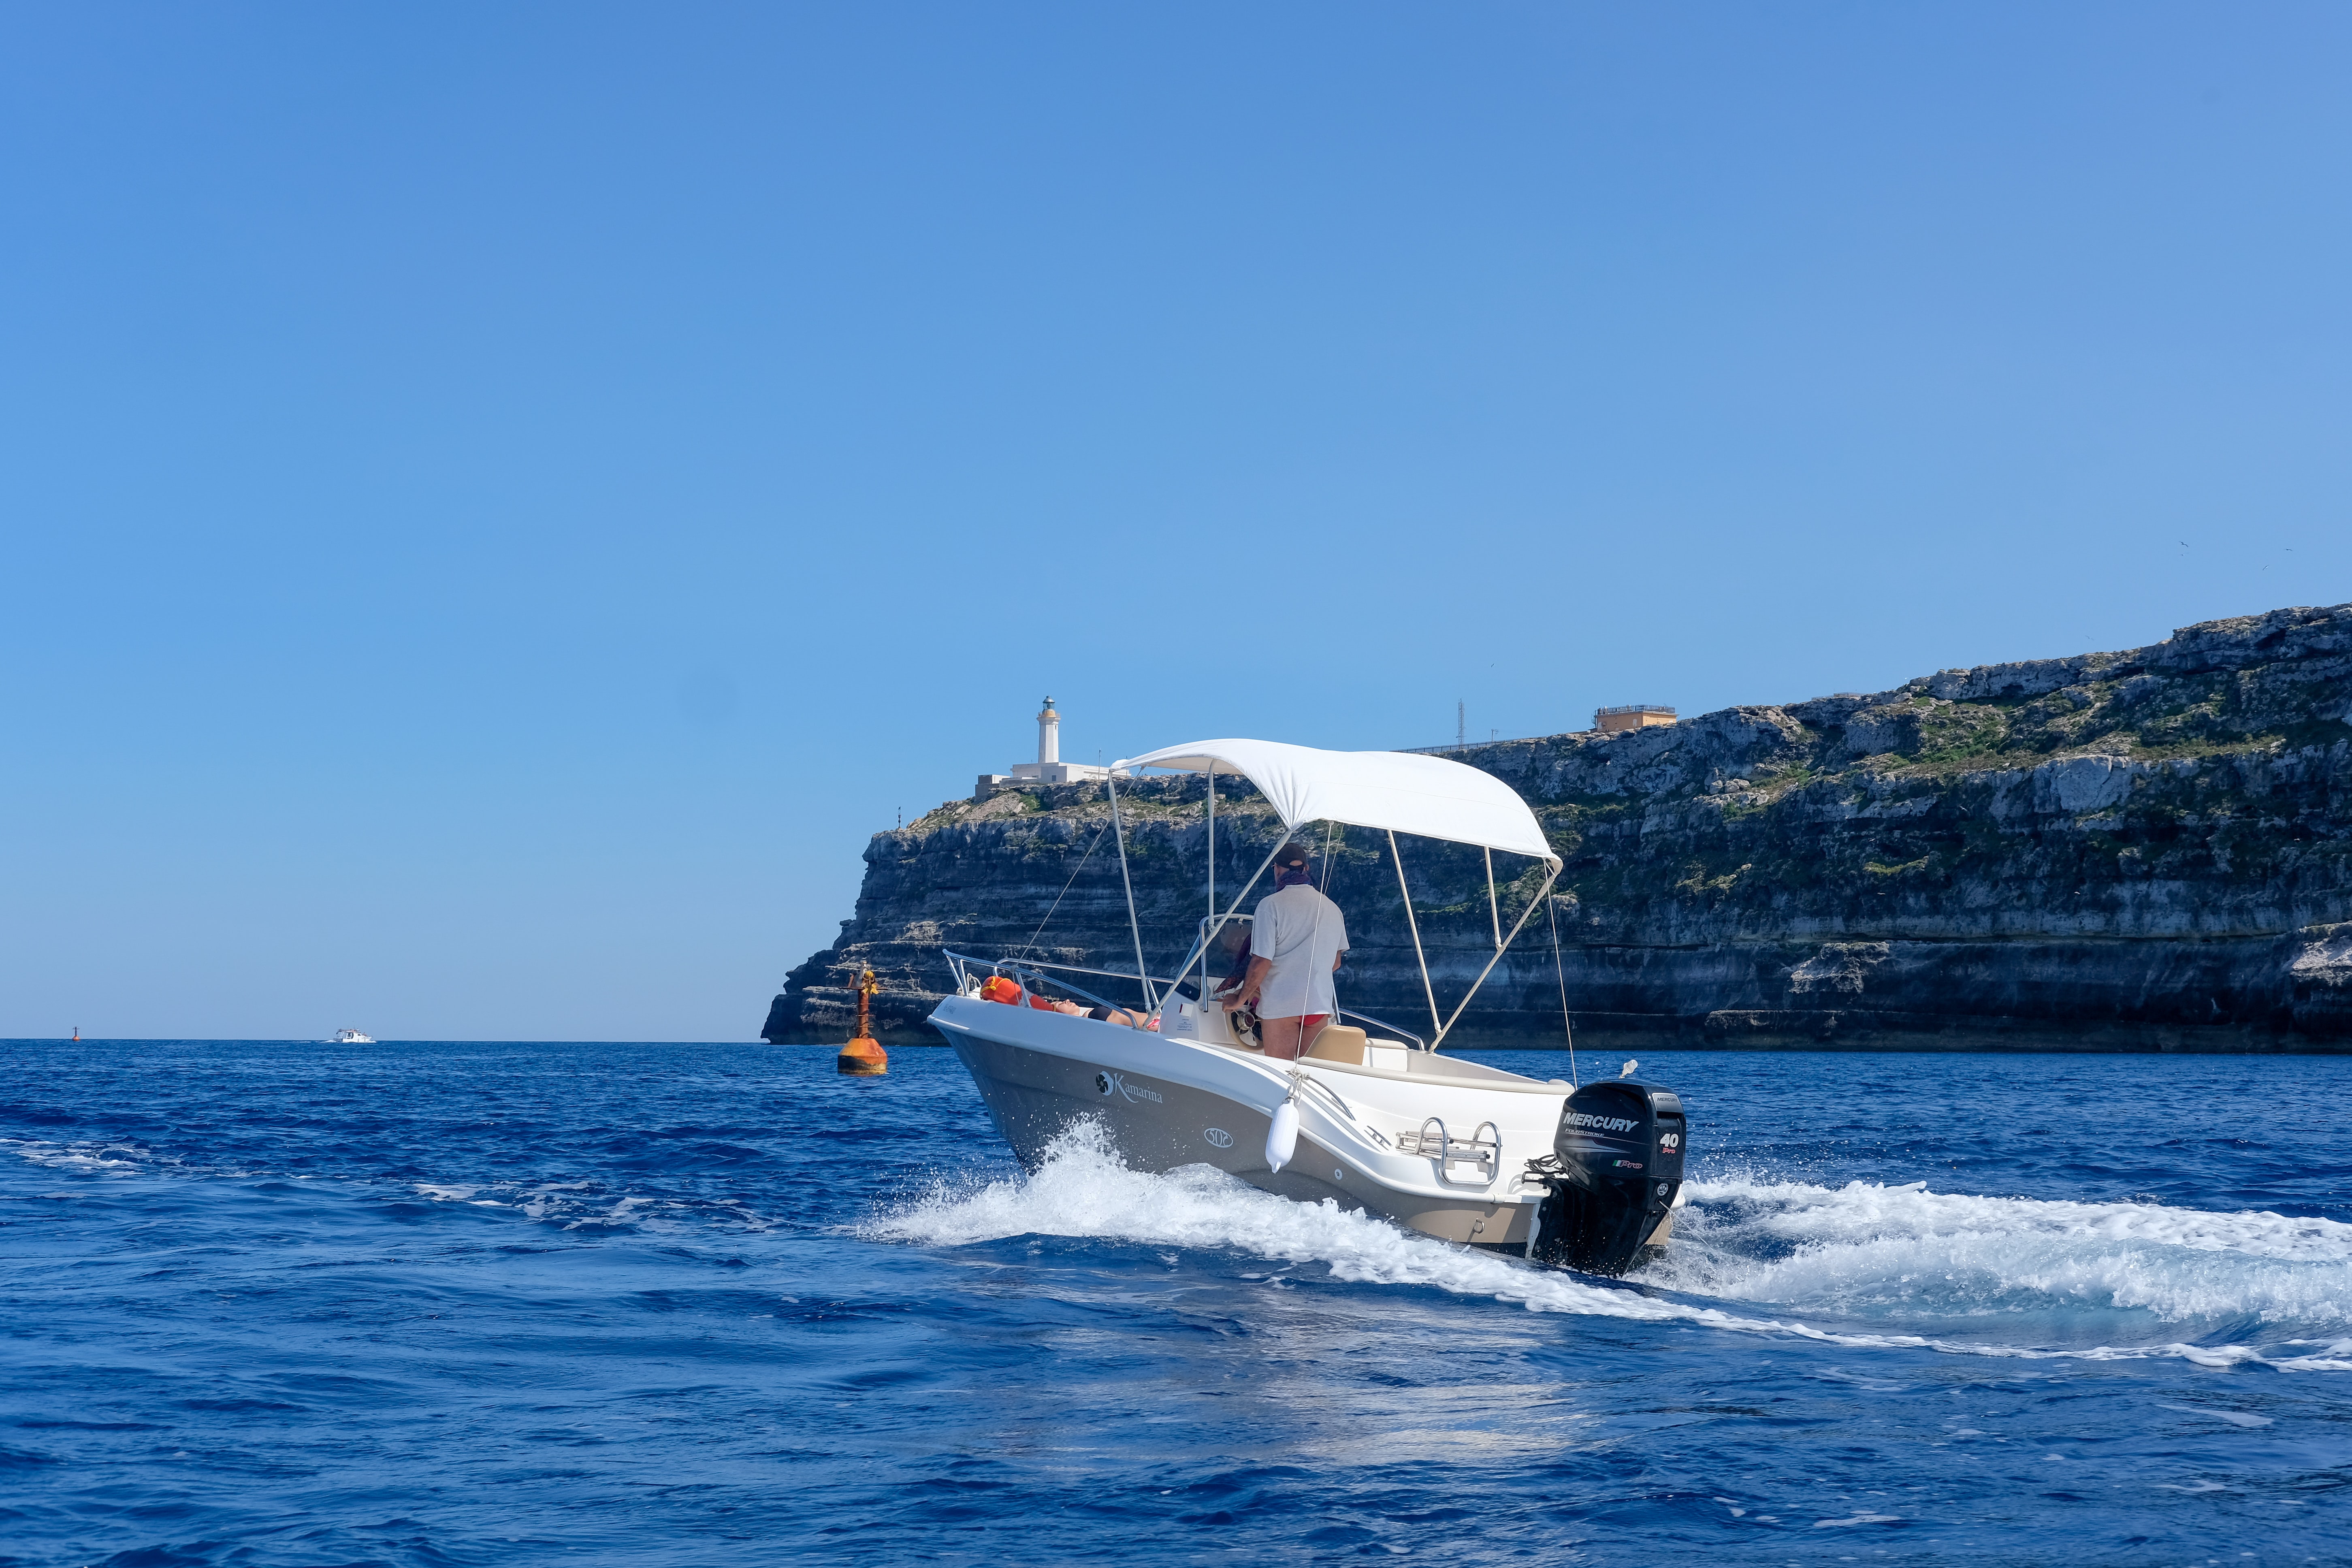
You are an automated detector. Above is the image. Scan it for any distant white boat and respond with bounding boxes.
[330,1028,375,1044]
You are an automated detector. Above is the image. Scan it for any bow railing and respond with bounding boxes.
[939,948,1426,1051]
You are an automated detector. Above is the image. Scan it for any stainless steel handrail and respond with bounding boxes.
[943,949,1165,996]
[1330,1006,1424,1053]
[941,947,1428,1050]
[1288,1070,1357,1125]
[1407,1116,1500,1184]
[941,952,1137,1016]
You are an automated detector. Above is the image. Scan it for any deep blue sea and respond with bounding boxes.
[4,1040,2348,1567]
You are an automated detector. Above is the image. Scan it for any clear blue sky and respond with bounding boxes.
[6,4,2348,1041]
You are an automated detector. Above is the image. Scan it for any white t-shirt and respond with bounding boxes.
[1251,883,1349,1019]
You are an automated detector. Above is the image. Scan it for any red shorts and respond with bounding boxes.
[1263,1013,1330,1028]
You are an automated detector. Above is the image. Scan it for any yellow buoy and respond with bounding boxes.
[836,967,887,1075]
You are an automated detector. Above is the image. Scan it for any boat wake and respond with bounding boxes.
[1,1135,784,1235]
[870,1122,2352,1373]
[1650,1173,2351,1337]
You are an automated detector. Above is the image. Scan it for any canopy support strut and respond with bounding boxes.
[1105,771,1155,1013]
[1203,765,1215,1001]
[1484,847,1501,950]
[1389,830,1442,1047]
[1148,832,1292,1024]
[1431,864,1561,1049]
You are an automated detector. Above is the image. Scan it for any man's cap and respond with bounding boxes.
[1273,842,1314,869]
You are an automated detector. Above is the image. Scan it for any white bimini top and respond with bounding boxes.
[1113,738,1557,865]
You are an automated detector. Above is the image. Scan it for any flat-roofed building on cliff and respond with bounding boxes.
[1595,704,1677,733]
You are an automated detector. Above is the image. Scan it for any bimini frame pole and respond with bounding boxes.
[1431,863,1562,1050]
[1389,830,1442,1046]
[1484,847,1502,949]
[1203,764,1215,1000]
[1147,830,1291,1024]
[1105,771,1155,1013]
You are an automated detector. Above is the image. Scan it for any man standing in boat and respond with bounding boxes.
[1236,842,1348,1060]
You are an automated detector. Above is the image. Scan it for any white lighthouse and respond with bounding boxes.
[979,695,1111,798]
[1036,696,1060,766]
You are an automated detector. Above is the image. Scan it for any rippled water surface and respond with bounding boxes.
[4,1040,2348,1566]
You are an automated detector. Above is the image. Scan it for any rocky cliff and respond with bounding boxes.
[768,604,2352,1051]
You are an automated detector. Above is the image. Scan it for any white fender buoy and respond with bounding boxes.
[1265,1099,1299,1174]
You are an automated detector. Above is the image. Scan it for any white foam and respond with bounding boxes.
[868,1122,2352,1373]
[2155,1402,2273,1427]
[7,1141,777,1234]
[3,1137,150,1173]
[1648,1175,2352,1331]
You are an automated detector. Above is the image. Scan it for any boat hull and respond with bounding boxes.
[933,998,1537,1246]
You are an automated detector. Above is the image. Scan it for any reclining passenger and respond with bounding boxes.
[978,974,1156,1030]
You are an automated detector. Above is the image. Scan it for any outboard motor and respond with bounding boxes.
[1529,1079,1686,1276]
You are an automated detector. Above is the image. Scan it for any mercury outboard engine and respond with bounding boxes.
[1528,1079,1686,1276]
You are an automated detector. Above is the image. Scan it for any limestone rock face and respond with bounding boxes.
[766,604,2352,1051]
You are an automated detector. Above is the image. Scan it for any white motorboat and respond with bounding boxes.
[928,738,1687,1275]
[330,1028,375,1044]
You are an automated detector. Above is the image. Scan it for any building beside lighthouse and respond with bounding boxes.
[975,697,1111,800]
[1594,703,1677,733]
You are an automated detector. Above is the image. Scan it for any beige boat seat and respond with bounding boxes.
[1305,1024,1368,1065]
